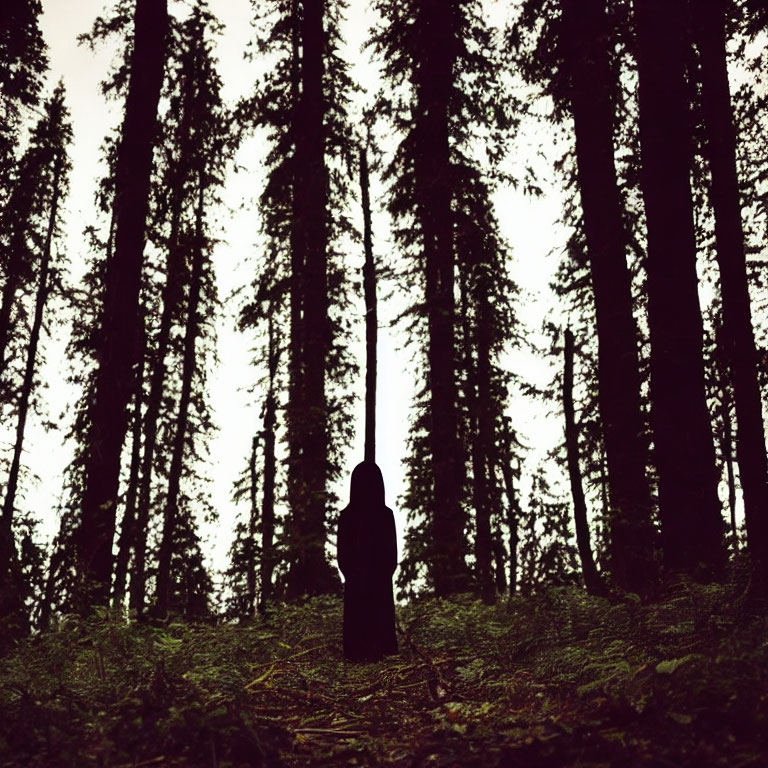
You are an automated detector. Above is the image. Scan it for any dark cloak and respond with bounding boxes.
[337,461,398,661]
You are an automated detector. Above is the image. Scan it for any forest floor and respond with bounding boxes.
[1,575,768,767]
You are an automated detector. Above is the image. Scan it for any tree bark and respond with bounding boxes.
[492,536,508,594]
[360,144,377,464]
[696,0,768,583]
[76,0,168,610]
[286,0,305,590]
[561,0,655,594]
[634,0,725,578]
[286,0,335,597]
[563,328,605,596]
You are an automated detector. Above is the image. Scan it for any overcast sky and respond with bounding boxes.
[24,0,567,579]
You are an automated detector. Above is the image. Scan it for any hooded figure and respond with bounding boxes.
[337,461,398,661]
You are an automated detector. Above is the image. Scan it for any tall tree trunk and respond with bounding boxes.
[155,183,205,619]
[246,434,259,618]
[76,0,168,610]
[112,315,145,607]
[416,0,468,595]
[492,536,508,594]
[634,0,725,578]
[563,328,605,596]
[696,0,768,585]
[36,543,62,632]
[260,311,278,612]
[286,0,305,590]
[129,205,186,615]
[561,0,655,594]
[286,0,334,597]
[128,103,198,614]
[498,426,520,593]
[473,270,494,603]
[360,144,377,464]
[721,391,738,549]
[2,150,62,526]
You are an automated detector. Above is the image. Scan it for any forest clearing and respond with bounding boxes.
[2,581,768,767]
[3,0,768,765]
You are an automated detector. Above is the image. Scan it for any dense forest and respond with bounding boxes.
[1,0,768,765]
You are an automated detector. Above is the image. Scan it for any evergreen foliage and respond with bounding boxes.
[370,0,521,598]
[237,0,358,598]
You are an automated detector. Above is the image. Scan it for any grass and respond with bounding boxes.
[1,576,768,767]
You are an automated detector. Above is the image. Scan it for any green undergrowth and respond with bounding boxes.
[1,578,767,767]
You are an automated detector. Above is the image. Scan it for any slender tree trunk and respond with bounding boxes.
[0,148,65,640]
[360,144,377,464]
[155,183,205,619]
[474,270,494,604]
[498,428,520,593]
[76,0,168,610]
[561,0,655,594]
[634,0,725,578]
[112,320,145,607]
[492,536,508,594]
[36,544,62,632]
[696,0,768,585]
[563,328,605,596]
[129,205,186,615]
[721,392,738,549]
[416,0,468,595]
[246,434,259,618]
[260,312,278,612]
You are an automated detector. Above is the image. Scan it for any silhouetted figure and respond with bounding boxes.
[337,461,398,662]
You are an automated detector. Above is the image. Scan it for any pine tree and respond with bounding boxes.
[0,84,71,643]
[562,328,605,596]
[634,0,726,577]
[372,0,518,597]
[509,0,657,595]
[75,0,169,610]
[0,0,47,214]
[2,85,71,532]
[155,174,214,619]
[239,0,357,598]
[125,3,227,617]
[694,0,768,590]
[517,466,579,595]
[558,0,655,594]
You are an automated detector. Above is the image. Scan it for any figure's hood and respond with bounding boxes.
[349,461,385,508]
